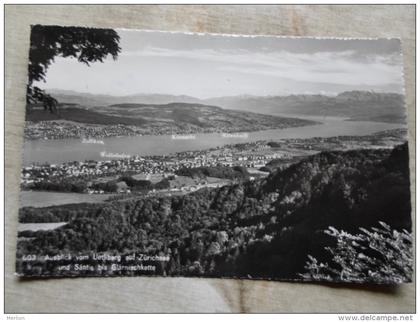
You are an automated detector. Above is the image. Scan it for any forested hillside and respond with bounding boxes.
[17,143,412,280]
[175,166,250,180]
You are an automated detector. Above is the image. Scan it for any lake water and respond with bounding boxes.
[19,191,112,208]
[23,115,404,166]
[20,116,405,212]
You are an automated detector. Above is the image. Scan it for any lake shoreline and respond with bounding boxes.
[23,118,406,166]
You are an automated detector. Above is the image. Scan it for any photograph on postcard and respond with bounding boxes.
[17,26,412,283]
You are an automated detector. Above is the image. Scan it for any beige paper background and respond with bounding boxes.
[5,4,416,313]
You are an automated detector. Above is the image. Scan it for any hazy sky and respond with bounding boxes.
[35,29,405,98]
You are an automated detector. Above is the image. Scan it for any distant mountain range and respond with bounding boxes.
[47,89,200,106]
[46,89,407,124]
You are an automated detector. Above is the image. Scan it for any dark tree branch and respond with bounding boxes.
[26,25,121,113]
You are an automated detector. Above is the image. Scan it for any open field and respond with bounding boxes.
[18,222,67,232]
[19,191,113,208]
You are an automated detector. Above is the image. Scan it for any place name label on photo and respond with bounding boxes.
[221,132,249,138]
[100,151,130,158]
[171,134,196,140]
[81,138,105,145]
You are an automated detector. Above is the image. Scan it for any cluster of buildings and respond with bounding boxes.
[20,146,291,189]
[24,121,276,141]
[24,122,146,140]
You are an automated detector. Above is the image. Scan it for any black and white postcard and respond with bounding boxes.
[17,26,412,284]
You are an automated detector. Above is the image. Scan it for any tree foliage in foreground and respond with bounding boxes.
[27,25,121,112]
[301,222,413,284]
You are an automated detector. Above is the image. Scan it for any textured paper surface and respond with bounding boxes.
[5,4,415,313]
